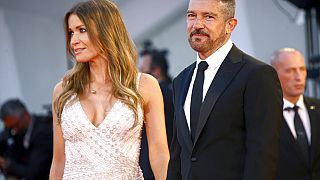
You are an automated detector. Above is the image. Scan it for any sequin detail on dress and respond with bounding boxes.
[61,95,144,180]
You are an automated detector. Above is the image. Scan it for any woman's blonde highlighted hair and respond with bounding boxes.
[54,0,143,126]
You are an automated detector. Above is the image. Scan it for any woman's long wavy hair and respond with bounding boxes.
[54,0,143,126]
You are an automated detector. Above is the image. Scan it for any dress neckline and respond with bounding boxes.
[77,97,120,129]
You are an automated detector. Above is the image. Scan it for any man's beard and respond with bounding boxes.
[188,29,214,53]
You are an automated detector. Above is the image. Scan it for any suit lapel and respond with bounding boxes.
[176,63,196,149]
[193,46,244,145]
[305,98,320,166]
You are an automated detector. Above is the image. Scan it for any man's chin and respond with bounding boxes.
[190,44,207,52]
[291,90,304,97]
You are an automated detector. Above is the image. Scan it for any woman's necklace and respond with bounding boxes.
[89,80,111,95]
[88,84,114,116]
[89,84,104,95]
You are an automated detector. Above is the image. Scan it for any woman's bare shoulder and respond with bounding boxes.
[53,81,63,98]
[138,73,161,102]
[139,73,159,89]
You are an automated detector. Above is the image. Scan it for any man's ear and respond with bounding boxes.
[226,18,237,34]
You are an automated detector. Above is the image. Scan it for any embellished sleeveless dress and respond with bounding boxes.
[61,75,144,179]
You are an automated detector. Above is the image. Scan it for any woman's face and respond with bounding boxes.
[68,14,99,62]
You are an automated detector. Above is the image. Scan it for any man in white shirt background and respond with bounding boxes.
[271,48,320,180]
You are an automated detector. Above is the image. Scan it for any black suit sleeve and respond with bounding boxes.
[167,82,182,180]
[6,123,53,179]
[243,64,283,180]
[0,130,10,156]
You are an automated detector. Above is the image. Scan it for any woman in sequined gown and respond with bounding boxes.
[49,0,169,179]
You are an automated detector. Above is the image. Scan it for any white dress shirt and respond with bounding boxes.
[184,39,233,130]
[283,96,311,144]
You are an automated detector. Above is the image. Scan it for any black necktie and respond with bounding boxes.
[285,106,310,163]
[190,61,208,142]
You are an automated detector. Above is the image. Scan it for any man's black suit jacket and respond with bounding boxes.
[167,45,283,180]
[6,115,53,180]
[276,97,320,180]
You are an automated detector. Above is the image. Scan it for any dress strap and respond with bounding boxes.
[136,72,141,89]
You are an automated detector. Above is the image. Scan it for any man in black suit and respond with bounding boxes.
[271,48,320,180]
[0,99,53,180]
[167,0,283,179]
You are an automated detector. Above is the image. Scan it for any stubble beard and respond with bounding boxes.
[188,36,214,53]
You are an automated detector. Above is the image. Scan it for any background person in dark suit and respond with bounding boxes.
[0,99,53,180]
[271,48,320,180]
[167,0,283,179]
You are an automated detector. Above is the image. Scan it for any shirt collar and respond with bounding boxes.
[283,95,305,110]
[196,39,233,69]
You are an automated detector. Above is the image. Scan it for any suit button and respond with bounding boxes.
[191,157,197,162]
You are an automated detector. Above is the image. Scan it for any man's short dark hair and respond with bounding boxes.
[0,99,28,120]
[139,40,153,56]
[220,0,236,20]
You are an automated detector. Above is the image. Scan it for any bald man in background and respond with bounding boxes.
[271,48,320,180]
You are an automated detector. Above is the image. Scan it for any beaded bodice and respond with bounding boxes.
[61,95,144,180]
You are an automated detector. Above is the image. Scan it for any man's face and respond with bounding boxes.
[187,0,236,59]
[275,52,307,100]
[139,54,152,74]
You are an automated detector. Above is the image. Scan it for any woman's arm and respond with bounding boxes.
[49,82,65,180]
[139,73,170,180]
